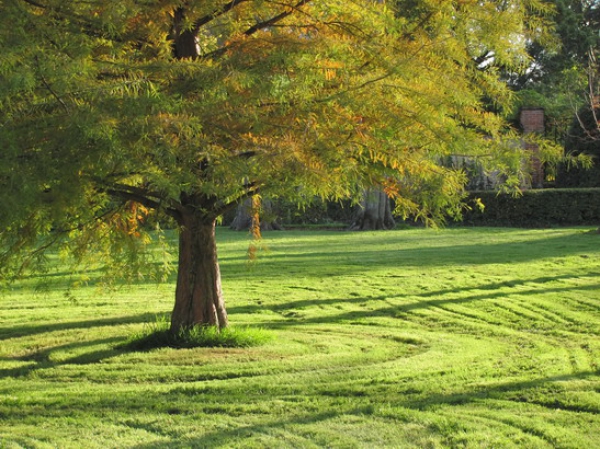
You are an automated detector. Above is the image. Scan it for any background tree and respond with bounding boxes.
[556,47,600,186]
[229,196,282,231]
[352,0,560,230]
[512,0,600,140]
[512,0,598,88]
[350,188,396,231]
[0,0,553,333]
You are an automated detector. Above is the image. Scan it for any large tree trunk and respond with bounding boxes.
[169,11,228,332]
[170,212,228,332]
[350,188,396,231]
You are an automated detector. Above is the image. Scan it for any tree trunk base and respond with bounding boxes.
[349,188,395,231]
[171,214,228,332]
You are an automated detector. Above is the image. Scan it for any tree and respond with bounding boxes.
[350,188,396,231]
[557,103,600,186]
[557,43,600,186]
[511,0,600,139]
[512,0,598,88]
[0,0,553,332]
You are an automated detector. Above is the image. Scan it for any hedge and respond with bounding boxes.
[221,198,355,228]
[462,188,600,227]
[223,189,600,229]
[270,198,355,226]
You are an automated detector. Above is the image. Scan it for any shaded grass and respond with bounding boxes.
[0,227,599,448]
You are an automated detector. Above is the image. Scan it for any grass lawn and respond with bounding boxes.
[1,227,599,448]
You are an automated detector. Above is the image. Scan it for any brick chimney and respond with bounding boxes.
[520,108,545,188]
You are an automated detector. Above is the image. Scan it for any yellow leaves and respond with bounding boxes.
[382,178,401,198]
[250,195,262,240]
[126,14,146,30]
[474,197,486,212]
[247,195,268,263]
[109,201,149,237]
[352,115,370,139]
[151,112,204,148]
[322,60,344,81]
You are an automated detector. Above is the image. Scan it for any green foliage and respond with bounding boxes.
[565,102,600,157]
[125,316,272,350]
[0,0,556,279]
[463,188,600,226]
[510,0,599,89]
[556,100,600,187]
[557,159,600,188]
[513,66,587,139]
[1,228,599,447]
[258,197,354,227]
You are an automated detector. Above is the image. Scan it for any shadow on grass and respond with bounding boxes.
[0,313,165,378]
[225,231,600,275]
[402,369,600,414]
[304,282,600,327]
[0,313,269,379]
[228,273,600,327]
[0,313,164,341]
[0,336,125,379]
[13,229,596,288]
[124,369,600,448]
[128,409,373,449]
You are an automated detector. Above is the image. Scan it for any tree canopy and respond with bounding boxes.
[0,0,554,330]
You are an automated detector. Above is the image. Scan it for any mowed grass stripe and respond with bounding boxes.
[1,227,599,448]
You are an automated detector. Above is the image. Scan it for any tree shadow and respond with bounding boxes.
[228,273,600,328]
[0,313,163,341]
[401,369,600,414]
[128,409,369,449]
[229,275,600,332]
[124,369,600,448]
[247,231,600,269]
[0,313,170,378]
[0,336,126,379]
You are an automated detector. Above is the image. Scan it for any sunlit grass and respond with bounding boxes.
[0,227,599,448]
[124,315,272,350]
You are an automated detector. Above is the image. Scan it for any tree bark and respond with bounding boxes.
[350,188,396,231]
[170,212,228,332]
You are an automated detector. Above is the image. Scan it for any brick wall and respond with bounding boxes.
[520,108,545,134]
[520,108,545,188]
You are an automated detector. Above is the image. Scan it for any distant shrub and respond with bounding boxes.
[273,198,354,226]
[224,197,355,228]
[462,188,600,227]
[224,189,600,229]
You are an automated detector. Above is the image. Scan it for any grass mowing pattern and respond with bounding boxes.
[0,227,599,448]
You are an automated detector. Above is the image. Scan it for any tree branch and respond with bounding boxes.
[19,0,138,45]
[202,0,312,60]
[243,0,311,37]
[104,188,163,211]
[193,0,251,32]
[20,0,46,9]
[95,180,181,216]
[214,183,261,217]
